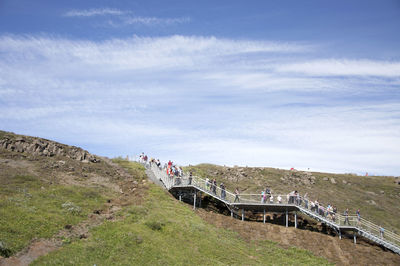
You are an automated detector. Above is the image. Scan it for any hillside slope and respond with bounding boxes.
[0,131,330,265]
[185,164,400,233]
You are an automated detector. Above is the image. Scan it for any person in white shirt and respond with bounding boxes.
[277,195,282,204]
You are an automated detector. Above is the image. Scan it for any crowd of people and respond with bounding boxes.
[139,154,388,239]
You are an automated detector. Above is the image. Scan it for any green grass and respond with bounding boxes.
[33,184,331,265]
[112,157,147,181]
[0,175,110,257]
[185,164,400,233]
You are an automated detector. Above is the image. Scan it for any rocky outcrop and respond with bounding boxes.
[0,132,100,163]
[280,170,316,185]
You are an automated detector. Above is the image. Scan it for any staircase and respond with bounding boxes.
[148,163,400,255]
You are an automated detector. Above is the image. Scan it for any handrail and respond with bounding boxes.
[145,161,400,253]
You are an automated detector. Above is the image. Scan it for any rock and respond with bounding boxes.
[366,191,376,196]
[64,224,72,229]
[342,180,347,184]
[0,135,100,163]
[367,200,377,206]
[380,190,385,194]
[330,178,336,184]
[323,177,329,181]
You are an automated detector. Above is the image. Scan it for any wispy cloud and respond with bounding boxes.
[277,59,400,77]
[63,8,190,27]
[1,34,399,175]
[121,16,191,26]
[64,8,126,17]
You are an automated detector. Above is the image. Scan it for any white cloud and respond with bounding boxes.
[277,59,400,77]
[121,16,191,26]
[1,34,400,175]
[63,8,190,27]
[64,8,126,17]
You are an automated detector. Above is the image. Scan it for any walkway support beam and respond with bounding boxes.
[199,192,202,208]
[242,209,244,221]
[295,212,297,228]
[354,234,357,244]
[193,191,196,210]
[263,209,266,224]
[286,209,288,227]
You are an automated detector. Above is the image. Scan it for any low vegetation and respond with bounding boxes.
[33,182,330,265]
[0,174,109,257]
[185,164,400,233]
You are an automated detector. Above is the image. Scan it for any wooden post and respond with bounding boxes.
[263,209,266,224]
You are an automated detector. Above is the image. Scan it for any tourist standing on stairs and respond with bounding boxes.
[304,193,309,209]
[211,179,217,194]
[205,177,210,190]
[188,171,193,185]
[380,226,385,238]
[261,190,265,203]
[356,209,361,226]
[220,183,226,200]
[234,188,240,202]
[344,208,350,225]
[277,195,282,204]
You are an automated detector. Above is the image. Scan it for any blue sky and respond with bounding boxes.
[1,0,400,175]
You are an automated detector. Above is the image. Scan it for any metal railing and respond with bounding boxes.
[147,162,400,252]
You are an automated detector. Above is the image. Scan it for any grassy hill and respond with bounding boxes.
[33,183,330,265]
[0,131,330,265]
[184,164,400,234]
[1,130,399,265]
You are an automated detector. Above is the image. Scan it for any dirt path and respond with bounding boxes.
[197,209,400,265]
[0,160,146,266]
[0,199,118,266]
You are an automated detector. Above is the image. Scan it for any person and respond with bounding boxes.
[310,201,315,212]
[304,193,309,209]
[380,226,385,238]
[234,188,240,203]
[269,194,274,203]
[277,195,282,204]
[220,183,226,200]
[344,208,350,225]
[314,200,319,214]
[356,209,361,226]
[188,171,193,185]
[295,191,300,205]
[265,187,271,202]
[212,179,217,195]
[261,190,265,203]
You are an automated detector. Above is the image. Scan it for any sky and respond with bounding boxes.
[0,0,400,175]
